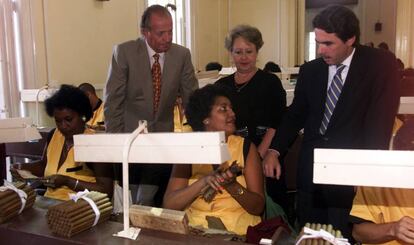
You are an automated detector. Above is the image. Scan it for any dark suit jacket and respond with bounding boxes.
[271,45,400,193]
[104,38,198,133]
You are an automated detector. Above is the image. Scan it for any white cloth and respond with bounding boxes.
[69,189,101,226]
[0,180,27,214]
[295,227,350,245]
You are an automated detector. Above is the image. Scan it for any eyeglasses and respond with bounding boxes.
[231,49,256,57]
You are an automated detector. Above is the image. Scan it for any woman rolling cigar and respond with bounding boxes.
[163,84,264,235]
[11,85,113,201]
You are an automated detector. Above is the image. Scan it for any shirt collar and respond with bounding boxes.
[329,47,355,70]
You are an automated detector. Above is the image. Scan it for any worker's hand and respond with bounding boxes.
[262,150,281,179]
[392,216,414,244]
[42,174,68,189]
[9,164,24,181]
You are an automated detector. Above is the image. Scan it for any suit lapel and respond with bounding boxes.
[328,47,365,127]
[157,49,175,118]
[136,38,154,116]
[316,62,330,122]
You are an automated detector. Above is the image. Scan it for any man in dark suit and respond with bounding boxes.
[104,5,198,206]
[262,5,399,238]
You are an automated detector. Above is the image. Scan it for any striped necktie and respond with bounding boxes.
[320,64,346,135]
[152,53,162,114]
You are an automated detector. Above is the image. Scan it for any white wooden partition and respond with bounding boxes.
[74,131,230,164]
[0,117,41,143]
[314,148,414,189]
[73,130,231,240]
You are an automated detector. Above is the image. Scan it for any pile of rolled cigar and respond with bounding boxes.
[46,191,112,237]
[297,223,346,245]
[201,161,242,203]
[0,181,36,223]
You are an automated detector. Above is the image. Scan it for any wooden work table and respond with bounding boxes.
[0,197,246,245]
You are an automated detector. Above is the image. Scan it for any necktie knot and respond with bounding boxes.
[336,64,345,75]
[153,53,160,62]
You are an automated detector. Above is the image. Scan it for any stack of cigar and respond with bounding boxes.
[0,182,36,223]
[298,223,345,245]
[46,191,112,237]
[201,161,242,203]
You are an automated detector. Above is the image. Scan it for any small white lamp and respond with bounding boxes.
[314,148,414,188]
[74,121,231,240]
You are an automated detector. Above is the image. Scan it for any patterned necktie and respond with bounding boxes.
[152,53,162,114]
[320,64,346,135]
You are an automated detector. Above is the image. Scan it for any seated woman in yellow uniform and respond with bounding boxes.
[13,84,113,201]
[163,84,264,235]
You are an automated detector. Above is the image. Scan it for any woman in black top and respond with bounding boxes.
[215,25,287,212]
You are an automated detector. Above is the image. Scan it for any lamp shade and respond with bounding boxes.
[0,117,41,143]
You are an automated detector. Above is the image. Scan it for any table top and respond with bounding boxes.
[0,197,246,245]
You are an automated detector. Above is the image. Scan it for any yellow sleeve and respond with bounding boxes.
[350,187,383,224]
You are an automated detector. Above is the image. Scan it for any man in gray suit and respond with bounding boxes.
[104,4,198,206]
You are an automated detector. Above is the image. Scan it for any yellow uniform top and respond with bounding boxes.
[44,128,96,201]
[87,102,104,127]
[173,104,192,132]
[186,135,261,235]
[351,186,414,245]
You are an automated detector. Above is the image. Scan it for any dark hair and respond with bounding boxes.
[45,84,92,121]
[185,84,232,131]
[205,62,223,71]
[263,61,281,73]
[378,42,389,51]
[394,120,414,150]
[365,42,374,48]
[140,4,172,31]
[78,82,96,94]
[397,58,404,70]
[224,25,264,52]
[312,5,360,46]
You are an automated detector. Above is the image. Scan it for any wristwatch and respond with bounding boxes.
[231,186,244,196]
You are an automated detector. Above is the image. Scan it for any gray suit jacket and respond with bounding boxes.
[104,38,198,133]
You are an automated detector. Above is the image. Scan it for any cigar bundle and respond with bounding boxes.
[130,205,189,235]
[46,191,112,237]
[0,182,36,223]
[297,223,345,245]
[201,161,243,203]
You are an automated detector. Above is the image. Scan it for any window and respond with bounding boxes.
[0,0,37,119]
[0,0,23,119]
[308,31,316,61]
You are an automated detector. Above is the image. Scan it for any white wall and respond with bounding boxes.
[304,0,397,61]
[33,0,144,88]
[29,0,145,126]
[358,0,397,52]
[190,0,229,71]
[192,0,302,70]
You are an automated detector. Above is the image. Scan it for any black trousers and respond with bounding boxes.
[266,174,288,213]
[296,185,355,240]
